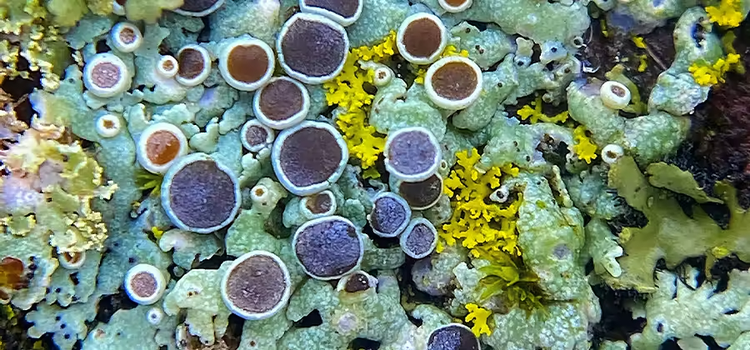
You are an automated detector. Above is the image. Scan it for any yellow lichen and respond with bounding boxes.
[636,54,649,72]
[336,109,386,171]
[439,149,521,257]
[151,226,165,240]
[515,96,569,124]
[631,36,647,49]
[689,54,741,86]
[721,32,746,74]
[573,126,598,164]
[706,0,744,28]
[465,303,492,337]
[324,33,397,177]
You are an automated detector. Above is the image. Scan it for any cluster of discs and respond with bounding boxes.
[105,0,486,337]
[365,127,445,259]
[396,13,483,110]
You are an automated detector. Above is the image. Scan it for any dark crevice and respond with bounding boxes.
[293,310,322,328]
[96,290,138,324]
[590,284,647,346]
[349,338,380,350]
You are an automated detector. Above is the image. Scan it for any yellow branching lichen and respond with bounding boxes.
[573,126,598,164]
[637,54,649,72]
[440,148,521,258]
[516,96,569,124]
[151,226,165,240]
[414,45,469,84]
[325,32,397,177]
[631,36,647,49]
[336,109,385,171]
[689,54,741,86]
[706,0,744,28]
[464,303,492,337]
[721,32,746,74]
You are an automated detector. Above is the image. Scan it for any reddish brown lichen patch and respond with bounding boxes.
[431,62,478,101]
[146,130,181,166]
[227,45,270,84]
[130,272,157,298]
[0,257,28,301]
[178,48,206,80]
[402,18,442,58]
[91,62,122,89]
[119,27,136,44]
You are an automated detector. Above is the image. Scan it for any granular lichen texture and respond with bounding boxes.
[0,0,748,349]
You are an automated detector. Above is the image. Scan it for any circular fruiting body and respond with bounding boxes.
[175,45,212,87]
[241,119,275,152]
[397,174,444,210]
[221,251,292,320]
[299,0,363,26]
[277,13,349,84]
[173,0,225,16]
[136,122,189,174]
[601,144,625,164]
[146,307,164,325]
[156,55,179,79]
[372,66,393,86]
[400,218,438,259]
[396,13,447,65]
[161,153,241,234]
[293,216,363,280]
[336,270,377,293]
[84,53,130,98]
[438,0,472,13]
[124,264,167,305]
[58,251,86,270]
[384,127,442,182]
[368,192,411,238]
[253,77,310,130]
[110,22,142,53]
[219,38,275,92]
[271,121,349,196]
[425,56,483,110]
[95,114,122,138]
[300,190,337,219]
[600,81,631,110]
[427,324,480,350]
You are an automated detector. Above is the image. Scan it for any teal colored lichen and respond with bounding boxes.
[1,0,748,348]
[629,267,750,349]
[648,8,725,115]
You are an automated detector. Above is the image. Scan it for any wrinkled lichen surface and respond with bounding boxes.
[0,0,748,349]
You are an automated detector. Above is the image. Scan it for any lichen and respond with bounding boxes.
[607,156,750,291]
[325,33,396,177]
[440,148,521,257]
[0,127,117,254]
[629,267,750,349]
[1,0,748,349]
